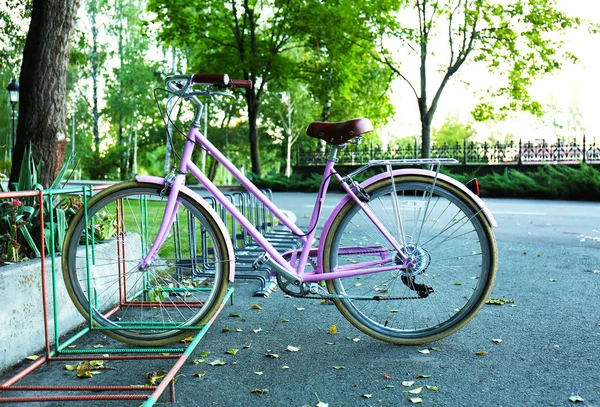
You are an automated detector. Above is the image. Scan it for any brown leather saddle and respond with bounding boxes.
[306,118,373,145]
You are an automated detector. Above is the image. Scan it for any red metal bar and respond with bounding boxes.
[0,395,150,402]
[147,351,189,403]
[51,355,180,361]
[38,190,51,362]
[0,357,47,388]
[122,301,205,308]
[0,191,39,198]
[1,385,155,391]
[170,379,176,403]
[116,198,125,304]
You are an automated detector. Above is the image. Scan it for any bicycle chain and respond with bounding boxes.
[280,248,424,300]
[288,293,424,301]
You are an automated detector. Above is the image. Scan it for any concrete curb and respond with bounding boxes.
[0,256,85,373]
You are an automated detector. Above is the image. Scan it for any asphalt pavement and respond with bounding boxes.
[1,194,599,406]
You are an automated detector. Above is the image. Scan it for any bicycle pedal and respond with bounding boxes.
[252,253,270,270]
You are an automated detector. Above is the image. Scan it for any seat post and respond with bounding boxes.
[328,144,346,162]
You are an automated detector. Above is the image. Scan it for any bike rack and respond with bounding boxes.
[0,186,233,405]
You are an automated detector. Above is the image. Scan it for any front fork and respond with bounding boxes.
[137,173,183,271]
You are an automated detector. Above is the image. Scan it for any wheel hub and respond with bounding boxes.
[396,243,431,277]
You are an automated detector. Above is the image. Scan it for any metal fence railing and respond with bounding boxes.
[296,136,600,166]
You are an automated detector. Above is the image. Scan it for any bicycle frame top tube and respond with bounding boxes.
[178,125,338,276]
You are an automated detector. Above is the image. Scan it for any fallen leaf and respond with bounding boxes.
[475,351,488,356]
[93,344,104,348]
[26,355,40,361]
[146,370,167,386]
[360,394,372,399]
[208,359,227,366]
[383,372,391,380]
[280,318,290,322]
[492,338,503,344]
[254,371,263,375]
[418,349,430,354]
[281,365,290,369]
[250,304,263,310]
[415,374,431,379]
[426,385,439,391]
[569,395,585,403]
[316,402,329,407]
[191,359,205,364]
[199,351,210,357]
[225,348,239,355]
[254,328,263,333]
[332,365,345,370]
[65,364,79,371]
[236,328,243,332]
[384,385,395,389]
[266,353,280,359]
[296,307,305,311]
[286,345,300,352]
[409,387,423,394]
[324,341,335,345]
[194,371,206,377]
[250,388,268,397]
[89,361,104,368]
[180,336,194,343]
[402,381,416,387]
[229,313,241,317]
[409,397,423,404]
[76,371,94,379]
[485,298,515,305]
[222,327,230,332]
[329,325,338,334]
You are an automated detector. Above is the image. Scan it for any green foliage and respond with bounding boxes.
[448,164,600,200]
[0,147,81,264]
[148,0,397,175]
[383,0,583,157]
[433,115,474,146]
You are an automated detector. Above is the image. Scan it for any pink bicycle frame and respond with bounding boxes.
[137,125,408,284]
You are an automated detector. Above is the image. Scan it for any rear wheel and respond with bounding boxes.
[322,175,497,344]
[62,182,231,346]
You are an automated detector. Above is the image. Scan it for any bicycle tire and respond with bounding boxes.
[62,181,231,346]
[322,175,497,344]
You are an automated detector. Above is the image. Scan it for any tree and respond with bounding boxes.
[433,114,474,146]
[9,0,82,187]
[0,1,30,173]
[149,0,396,175]
[382,0,580,158]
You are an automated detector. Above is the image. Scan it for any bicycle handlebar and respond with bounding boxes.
[192,73,230,86]
[229,79,253,89]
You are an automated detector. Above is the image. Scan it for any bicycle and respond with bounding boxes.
[62,73,498,347]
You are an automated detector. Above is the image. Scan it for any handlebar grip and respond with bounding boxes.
[192,73,230,86]
[229,79,253,89]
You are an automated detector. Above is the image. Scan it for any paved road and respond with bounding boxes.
[1,194,599,406]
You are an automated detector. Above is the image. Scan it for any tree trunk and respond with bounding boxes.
[421,118,432,159]
[91,1,100,153]
[10,0,81,188]
[247,95,261,175]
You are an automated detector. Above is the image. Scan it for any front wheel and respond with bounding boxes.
[62,182,231,346]
[322,175,497,344]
